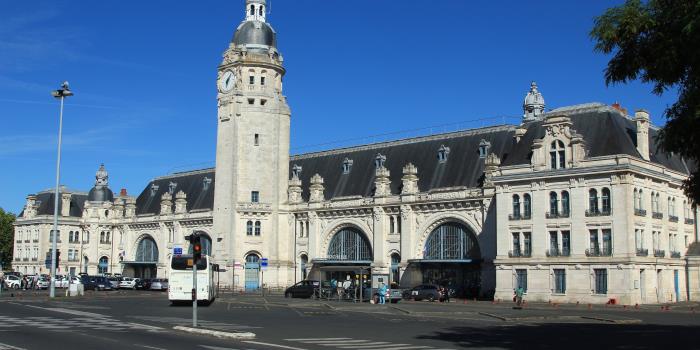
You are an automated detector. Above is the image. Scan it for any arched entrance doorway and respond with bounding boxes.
[311,227,373,294]
[122,236,159,279]
[244,253,260,291]
[98,256,109,274]
[406,222,481,298]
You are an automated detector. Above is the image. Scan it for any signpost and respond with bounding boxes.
[174,247,183,256]
[260,258,268,297]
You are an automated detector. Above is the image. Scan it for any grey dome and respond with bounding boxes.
[233,21,276,49]
[88,186,114,202]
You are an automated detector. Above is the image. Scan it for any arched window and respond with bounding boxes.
[424,222,480,260]
[250,5,255,15]
[639,189,644,210]
[246,221,253,236]
[550,140,566,169]
[254,221,261,236]
[651,192,659,213]
[187,233,212,256]
[389,217,395,233]
[512,195,521,218]
[259,6,263,16]
[390,253,401,286]
[523,194,532,218]
[549,192,558,216]
[561,191,570,216]
[589,189,599,214]
[98,256,109,274]
[602,188,611,214]
[634,189,639,210]
[246,254,259,264]
[327,227,372,261]
[300,254,308,280]
[135,237,159,262]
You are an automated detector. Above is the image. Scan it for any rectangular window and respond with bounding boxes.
[635,229,642,250]
[549,231,558,255]
[512,232,521,256]
[254,133,260,146]
[523,232,531,256]
[516,269,528,292]
[554,269,566,294]
[254,221,261,236]
[550,152,557,170]
[668,233,673,253]
[249,75,255,85]
[558,151,566,169]
[589,230,599,255]
[602,229,612,255]
[594,269,608,294]
[261,76,266,86]
[251,191,259,203]
[561,231,570,256]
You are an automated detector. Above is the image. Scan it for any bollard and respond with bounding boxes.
[588,303,592,310]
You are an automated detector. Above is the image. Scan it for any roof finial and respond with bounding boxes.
[95,163,109,187]
[246,0,267,23]
[523,81,546,122]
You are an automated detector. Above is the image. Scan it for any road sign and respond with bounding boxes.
[260,258,268,271]
[174,247,183,255]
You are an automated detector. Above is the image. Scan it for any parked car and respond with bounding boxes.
[119,277,139,290]
[402,284,443,302]
[284,280,319,298]
[361,286,402,304]
[80,276,113,291]
[135,278,152,290]
[150,279,168,291]
[35,277,50,290]
[57,276,82,288]
[107,277,121,290]
[4,275,21,289]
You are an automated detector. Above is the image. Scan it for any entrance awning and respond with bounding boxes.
[407,259,480,264]
[120,261,157,265]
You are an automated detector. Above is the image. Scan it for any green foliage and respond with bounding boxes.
[0,207,16,269]
[591,0,700,203]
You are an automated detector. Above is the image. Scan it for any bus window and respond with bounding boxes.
[171,256,208,270]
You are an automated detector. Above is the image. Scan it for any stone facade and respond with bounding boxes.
[12,0,699,303]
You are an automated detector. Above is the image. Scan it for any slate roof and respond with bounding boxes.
[134,169,216,215]
[289,126,516,201]
[30,190,88,218]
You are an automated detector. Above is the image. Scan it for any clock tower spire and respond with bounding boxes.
[212,0,291,289]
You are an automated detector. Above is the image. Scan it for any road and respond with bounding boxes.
[1,290,699,350]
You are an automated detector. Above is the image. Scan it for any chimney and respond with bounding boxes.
[120,188,128,197]
[635,109,650,161]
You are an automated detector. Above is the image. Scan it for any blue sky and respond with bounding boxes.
[0,0,677,214]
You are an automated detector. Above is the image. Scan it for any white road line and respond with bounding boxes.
[0,342,26,350]
[285,338,352,341]
[134,345,168,350]
[243,341,309,350]
[336,343,393,349]
[359,347,432,350]
[301,340,372,344]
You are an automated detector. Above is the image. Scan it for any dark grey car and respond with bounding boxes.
[402,284,443,302]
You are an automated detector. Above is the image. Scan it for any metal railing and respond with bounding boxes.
[508,250,531,258]
[508,213,531,221]
[636,248,649,256]
[669,216,679,223]
[585,209,611,217]
[670,251,681,259]
[686,218,695,225]
[652,212,664,219]
[546,212,570,219]
[635,209,647,217]
[586,248,612,257]
[653,249,666,258]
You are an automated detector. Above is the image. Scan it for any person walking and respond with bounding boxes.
[378,282,387,305]
[515,286,525,307]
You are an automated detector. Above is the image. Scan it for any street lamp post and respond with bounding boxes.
[49,81,73,298]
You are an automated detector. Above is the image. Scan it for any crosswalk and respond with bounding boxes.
[0,342,25,350]
[131,315,262,332]
[284,337,455,350]
[0,315,163,333]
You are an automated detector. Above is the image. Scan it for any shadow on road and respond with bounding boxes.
[416,323,700,349]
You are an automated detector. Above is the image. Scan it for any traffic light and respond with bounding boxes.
[55,250,61,268]
[192,234,202,263]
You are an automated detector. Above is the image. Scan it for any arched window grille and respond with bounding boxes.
[424,223,479,260]
[327,228,372,261]
[135,237,159,262]
[561,191,570,216]
[589,189,599,213]
[512,195,521,218]
[246,254,259,264]
[602,188,611,214]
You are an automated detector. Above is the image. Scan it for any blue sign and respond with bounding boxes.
[174,247,183,255]
[260,258,268,267]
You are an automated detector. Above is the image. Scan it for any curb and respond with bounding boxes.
[580,316,642,324]
[478,312,508,321]
[389,306,412,315]
[173,326,256,340]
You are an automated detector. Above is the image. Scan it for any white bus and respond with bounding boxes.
[168,254,219,305]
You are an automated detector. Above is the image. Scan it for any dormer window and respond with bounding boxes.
[168,182,177,195]
[150,184,160,197]
[478,139,491,159]
[342,158,353,174]
[550,140,566,169]
[292,164,302,179]
[375,154,386,169]
[437,145,450,163]
[203,177,212,191]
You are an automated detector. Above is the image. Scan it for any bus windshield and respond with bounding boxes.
[171,256,208,271]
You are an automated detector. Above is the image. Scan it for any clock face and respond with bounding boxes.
[220,70,236,92]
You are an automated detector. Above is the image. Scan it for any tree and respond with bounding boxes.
[0,208,16,269]
[591,0,700,204]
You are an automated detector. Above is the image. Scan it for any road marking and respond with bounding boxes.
[0,342,26,350]
[134,345,168,350]
[23,305,110,318]
[286,338,352,341]
[243,341,309,350]
[336,343,392,348]
[285,338,453,350]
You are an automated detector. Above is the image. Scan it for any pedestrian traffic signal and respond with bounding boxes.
[192,234,202,263]
[55,250,60,268]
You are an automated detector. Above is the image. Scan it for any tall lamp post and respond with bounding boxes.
[49,81,73,298]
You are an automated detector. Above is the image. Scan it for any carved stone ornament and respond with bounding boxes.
[401,163,419,195]
[95,164,109,186]
[309,174,325,203]
[374,167,391,197]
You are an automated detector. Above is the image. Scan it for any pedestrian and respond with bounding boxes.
[515,286,524,307]
[21,277,27,290]
[378,282,387,305]
[330,277,337,297]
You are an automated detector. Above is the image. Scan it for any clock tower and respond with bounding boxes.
[213,0,292,287]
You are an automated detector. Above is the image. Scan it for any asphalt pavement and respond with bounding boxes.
[1,290,699,350]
